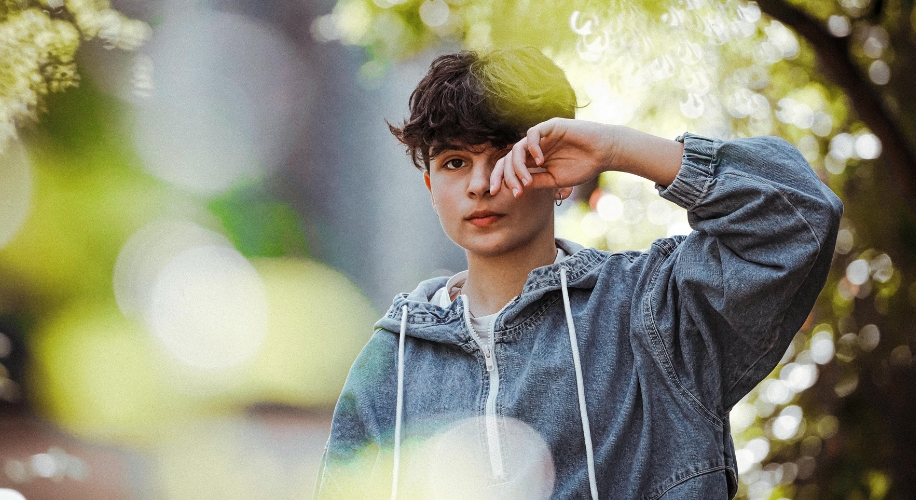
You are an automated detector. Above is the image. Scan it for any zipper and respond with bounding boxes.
[460,294,505,480]
[481,344,494,371]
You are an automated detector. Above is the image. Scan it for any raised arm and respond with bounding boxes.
[648,133,842,412]
[492,122,843,414]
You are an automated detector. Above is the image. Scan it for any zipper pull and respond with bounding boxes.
[482,345,495,372]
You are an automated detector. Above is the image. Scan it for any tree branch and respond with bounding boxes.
[756,0,916,213]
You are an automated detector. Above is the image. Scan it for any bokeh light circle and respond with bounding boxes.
[0,489,27,500]
[596,194,623,221]
[771,405,803,440]
[855,133,882,160]
[419,417,554,500]
[147,245,268,371]
[810,330,836,364]
[0,140,32,248]
[845,259,870,286]
[114,220,234,318]
[134,8,308,194]
[419,0,450,27]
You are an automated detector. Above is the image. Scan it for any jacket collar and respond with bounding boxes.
[374,239,608,347]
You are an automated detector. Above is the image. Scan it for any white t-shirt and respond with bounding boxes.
[431,247,569,342]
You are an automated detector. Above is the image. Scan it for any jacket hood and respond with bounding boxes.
[374,238,608,348]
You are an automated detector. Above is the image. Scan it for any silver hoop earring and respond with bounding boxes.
[555,198,563,207]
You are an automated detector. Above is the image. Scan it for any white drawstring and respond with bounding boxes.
[392,304,407,500]
[560,267,599,500]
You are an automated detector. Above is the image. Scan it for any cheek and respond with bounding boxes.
[429,186,461,223]
[520,190,558,213]
[429,183,448,207]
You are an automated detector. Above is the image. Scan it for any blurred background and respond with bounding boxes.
[1,0,915,499]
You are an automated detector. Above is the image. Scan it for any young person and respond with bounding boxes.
[315,48,843,499]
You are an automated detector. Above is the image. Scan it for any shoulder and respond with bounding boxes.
[548,237,688,299]
[345,329,396,383]
[578,235,689,274]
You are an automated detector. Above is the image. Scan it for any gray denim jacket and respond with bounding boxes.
[315,133,843,500]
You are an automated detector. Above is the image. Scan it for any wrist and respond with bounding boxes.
[600,124,624,174]
[610,127,683,186]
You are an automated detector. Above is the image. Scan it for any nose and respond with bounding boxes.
[467,158,493,198]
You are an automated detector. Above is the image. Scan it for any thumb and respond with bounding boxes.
[527,171,560,190]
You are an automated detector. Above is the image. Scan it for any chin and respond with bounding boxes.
[460,233,535,259]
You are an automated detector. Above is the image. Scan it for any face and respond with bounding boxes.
[424,144,563,259]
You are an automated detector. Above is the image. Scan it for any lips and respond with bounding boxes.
[466,210,504,228]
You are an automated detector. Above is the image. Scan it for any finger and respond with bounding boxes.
[526,126,545,166]
[502,144,524,197]
[512,139,533,188]
[490,156,506,195]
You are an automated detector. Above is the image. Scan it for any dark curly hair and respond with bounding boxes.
[388,48,577,171]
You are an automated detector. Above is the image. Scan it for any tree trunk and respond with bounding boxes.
[756,0,916,215]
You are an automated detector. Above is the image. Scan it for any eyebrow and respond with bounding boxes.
[433,144,474,156]
[434,148,465,156]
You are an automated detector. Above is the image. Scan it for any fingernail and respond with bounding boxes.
[523,178,531,186]
[512,188,520,197]
[489,184,495,193]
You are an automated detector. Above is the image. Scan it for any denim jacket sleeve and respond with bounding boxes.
[649,133,843,415]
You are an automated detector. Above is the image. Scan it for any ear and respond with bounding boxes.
[557,186,573,201]
[424,171,437,211]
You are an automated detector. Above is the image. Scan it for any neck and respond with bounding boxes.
[461,231,557,317]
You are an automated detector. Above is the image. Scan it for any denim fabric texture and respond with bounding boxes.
[315,133,844,499]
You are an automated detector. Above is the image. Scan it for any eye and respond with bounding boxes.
[443,158,466,170]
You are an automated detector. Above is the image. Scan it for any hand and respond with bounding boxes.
[490,119,684,197]
[490,118,617,197]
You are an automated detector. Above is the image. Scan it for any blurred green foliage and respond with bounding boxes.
[1,21,375,455]
[1,4,378,494]
[209,184,310,259]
